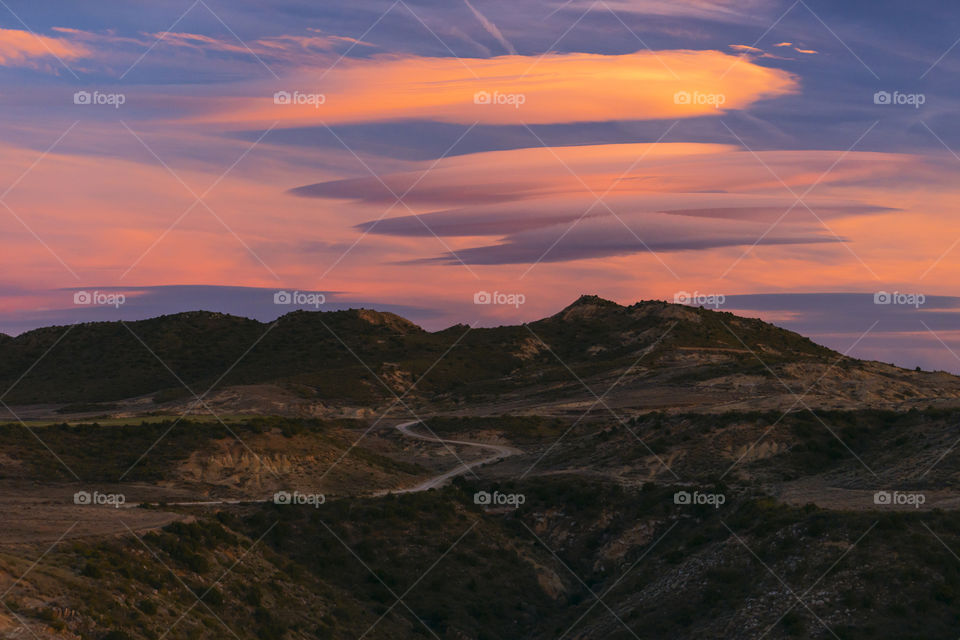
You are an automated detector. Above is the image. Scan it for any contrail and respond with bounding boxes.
[463,0,516,55]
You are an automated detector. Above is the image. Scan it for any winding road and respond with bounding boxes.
[390,420,523,493]
[131,420,523,507]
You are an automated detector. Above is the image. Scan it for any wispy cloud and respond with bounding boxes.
[0,27,88,69]
[463,0,516,55]
[549,0,776,24]
[45,26,376,71]
[729,44,763,53]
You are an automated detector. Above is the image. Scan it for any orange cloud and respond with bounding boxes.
[0,27,88,68]
[196,49,798,126]
[292,142,919,209]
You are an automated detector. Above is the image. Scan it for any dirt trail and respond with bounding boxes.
[385,420,523,493]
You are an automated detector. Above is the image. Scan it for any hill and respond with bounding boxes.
[2,297,959,418]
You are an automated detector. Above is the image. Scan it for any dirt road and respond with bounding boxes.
[389,420,523,493]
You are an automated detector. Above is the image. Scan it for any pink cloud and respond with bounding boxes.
[0,27,88,69]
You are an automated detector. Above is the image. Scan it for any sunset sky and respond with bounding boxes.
[2,0,960,371]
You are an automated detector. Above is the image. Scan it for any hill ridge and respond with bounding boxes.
[0,297,957,415]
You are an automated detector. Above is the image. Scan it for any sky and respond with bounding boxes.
[1,0,960,371]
